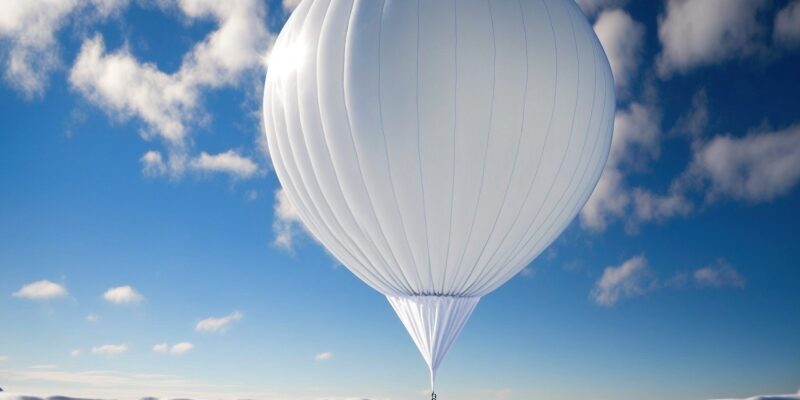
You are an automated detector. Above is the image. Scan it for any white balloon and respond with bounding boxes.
[264,0,614,392]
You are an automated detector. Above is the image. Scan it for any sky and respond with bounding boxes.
[1,0,799,399]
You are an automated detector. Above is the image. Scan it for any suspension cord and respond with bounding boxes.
[431,392,437,400]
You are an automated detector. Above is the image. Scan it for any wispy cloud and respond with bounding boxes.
[189,150,259,179]
[774,1,800,48]
[693,260,746,288]
[195,311,243,334]
[153,342,194,355]
[592,257,746,306]
[314,352,333,362]
[272,188,304,251]
[90,344,127,356]
[12,280,68,300]
[86,313,99,322]
[591,255,653,306]
[28,364,58,370]
[103,286,143,304]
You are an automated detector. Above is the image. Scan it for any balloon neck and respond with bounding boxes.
[431,392,437,400]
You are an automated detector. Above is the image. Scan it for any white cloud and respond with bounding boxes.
[86,313,99,323]
[591,255,652,306]
[0,0,128,98]
[152,343,168,353]
[12,280,68,300]
[593,9,644,93]
[70,35,197,145]
[283,0,303,12]
[656,0,768,76]
[70,349,81,357]
[272,188,303,251]
[0,355,9,362]
[103,285,143,304]
[694,260,746,288]
[574,0,629,16]
[140,150,168,177]
[775,1,800,48]
[169,342,194,355]
[189,150,259,179]
[154,342,194,355]
[629,187,692,229]
[314,352,333,362]
[68,0,272,173]
[91,344,127,356]
[685,124,800,203]
[581,103,661,231]
[195,311,243,333]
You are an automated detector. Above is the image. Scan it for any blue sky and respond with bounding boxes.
[1,0,799,399]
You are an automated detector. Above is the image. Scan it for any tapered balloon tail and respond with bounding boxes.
[387,295,480,394]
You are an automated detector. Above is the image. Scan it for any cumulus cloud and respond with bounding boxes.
[91,344,127,355]
[189,150,259,179]
[774,1,800,48]
[153,342,193,355]
[314,352,333,362]
[656,0,768,76]
[12,280,68,300]
[581,103,664,231]
[574,0,629,17]
[684,124,800,203]
[195,311,243,333]
[693,260,746,288]
[593,9,644,93]
[103,286,143,304]
[591,255,652,306]
[0,0,128,98]
[68,0,271,178]
[272,188,304,251]
[70,349,81,356]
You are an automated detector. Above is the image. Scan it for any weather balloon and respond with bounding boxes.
[263,0,615,396]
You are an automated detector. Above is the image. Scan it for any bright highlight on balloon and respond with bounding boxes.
[267,41,307,79]
[263,0,615,397]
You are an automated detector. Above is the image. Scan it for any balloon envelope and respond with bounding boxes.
[264,0,615,390]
